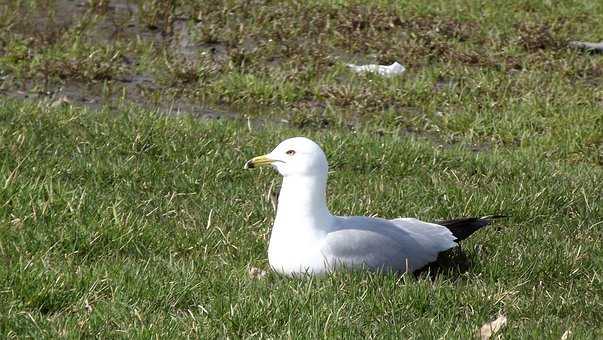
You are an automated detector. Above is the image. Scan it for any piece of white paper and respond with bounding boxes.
[347,61,406,77]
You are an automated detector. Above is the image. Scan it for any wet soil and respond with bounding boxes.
[1,0,234,120]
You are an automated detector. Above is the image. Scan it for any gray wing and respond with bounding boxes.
[321,216,457,272]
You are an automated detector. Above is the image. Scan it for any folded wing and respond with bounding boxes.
[322,216,457,272]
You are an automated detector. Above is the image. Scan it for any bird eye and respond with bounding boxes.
[286,150,296,156]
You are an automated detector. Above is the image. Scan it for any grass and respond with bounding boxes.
[1,101,601,338]
[0,0,602,338]
[1,1,602,140]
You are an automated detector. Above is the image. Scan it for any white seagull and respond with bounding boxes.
[245,137,501,276]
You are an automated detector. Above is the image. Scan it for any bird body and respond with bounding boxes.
[268,214,458,275]
[245,137,496,276]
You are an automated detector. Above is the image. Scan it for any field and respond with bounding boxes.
[1,0,602,338]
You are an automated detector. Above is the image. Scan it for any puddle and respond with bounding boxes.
[1,77,238,121]
[1,0,237,120]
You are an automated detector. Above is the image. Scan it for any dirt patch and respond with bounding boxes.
[0,0,238,119]
[517,22,565,52]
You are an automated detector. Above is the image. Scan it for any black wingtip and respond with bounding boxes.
[436,214,507,242]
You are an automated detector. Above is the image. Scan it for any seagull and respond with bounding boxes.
[244,137,502,276]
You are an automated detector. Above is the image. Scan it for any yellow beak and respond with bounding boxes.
[244,154,274,169]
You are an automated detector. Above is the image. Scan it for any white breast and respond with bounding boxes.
[267,220,331,275]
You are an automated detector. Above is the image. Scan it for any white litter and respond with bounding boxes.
[347,61,406,77]
[569,41,603,53]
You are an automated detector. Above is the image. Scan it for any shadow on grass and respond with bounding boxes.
[414,247,475,281]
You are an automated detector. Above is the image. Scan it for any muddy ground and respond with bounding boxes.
[1,0,239,119]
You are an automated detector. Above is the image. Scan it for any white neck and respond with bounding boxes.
[274,174,331,229]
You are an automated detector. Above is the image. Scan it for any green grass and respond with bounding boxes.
[0,0,602,338]
[1,0,602,145]
[0,101,601,338]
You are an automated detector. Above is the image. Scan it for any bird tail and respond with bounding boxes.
[436,215,507,242]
